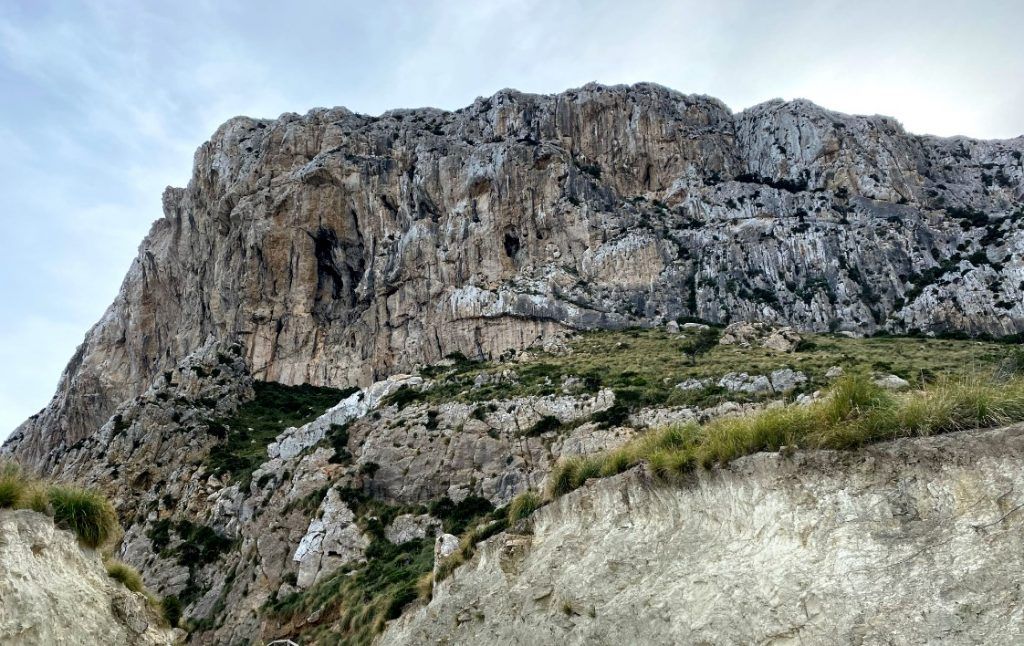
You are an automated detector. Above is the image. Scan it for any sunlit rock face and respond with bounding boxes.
[5,82,1023,468]
[380,425,1024,646]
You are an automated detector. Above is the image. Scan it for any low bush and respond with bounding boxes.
[161,595,183,627]
[0,463,27,508]
[549,372,1024,498]
[524,415,562,437]
[205,381,354,485]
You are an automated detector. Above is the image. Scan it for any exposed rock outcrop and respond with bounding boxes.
[6,82,1023,469]
[1,82,1022,644]
[381,424,1024,645]
[0,509,174,646]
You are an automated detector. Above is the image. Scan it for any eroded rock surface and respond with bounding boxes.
[0,510,174,646]
[381,424,1024,646]
[6,82,1023,469]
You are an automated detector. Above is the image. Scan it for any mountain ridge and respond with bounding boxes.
[5,81,1023,468]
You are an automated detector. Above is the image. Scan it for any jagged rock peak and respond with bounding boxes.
[4,82,1022,470]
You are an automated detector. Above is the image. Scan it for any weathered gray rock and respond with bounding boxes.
[293,488,369,588]
[268,374,421,460]
[763,327,803,352]
[721,322,803,352]
[718,372,774,395]
[7,82,1023,471]
[875,374,911,390]
[433,534,459,578]
[381,424,1024,646]
[674,377,711,391]
[769,367,808,393]
[0,510,174,646]
[385,514,442,545]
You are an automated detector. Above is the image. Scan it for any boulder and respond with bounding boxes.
[769,368,808,394]
[385,514,443,545]
[874,375,911,390]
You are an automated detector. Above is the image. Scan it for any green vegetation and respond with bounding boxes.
[265,488,505,645]
[548,371,1024,497]
[161,595,183,628]
[145,518,233,566]
[507,490,542,524]
[205,381,355,484]
[432,515,508,583]
[47,486,120,549]
[106,559,146,594]
[0,463,49,513]
[398,328,1009,418]
[268,538,433,645]
[524,415,563,437]
[0,463,120,549]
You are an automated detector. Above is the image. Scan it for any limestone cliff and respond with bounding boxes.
[1,82,1023,645]
[381,424,1024,645]
[0,509,174,646]
[5,82,1023,468]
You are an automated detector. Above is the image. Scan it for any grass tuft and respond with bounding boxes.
[507,490,542,524]
[106,559,146,594]
[1,462,121,549]
[0,464,27,508]
[48,486,119,549]
[548,372,1024,498]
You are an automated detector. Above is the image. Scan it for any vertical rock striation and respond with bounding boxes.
[5,82,1023,480]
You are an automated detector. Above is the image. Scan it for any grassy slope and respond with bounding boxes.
[192,330,1018,643]
[393,329,1010,413]
[549,371,1024,497]
[205,381,356,484]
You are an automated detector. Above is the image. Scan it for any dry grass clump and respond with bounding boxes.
[549,372,1024,497]
[0,462,120,549]
[507,490,542,524]
[105,558,146,594]
[48,486,119,549]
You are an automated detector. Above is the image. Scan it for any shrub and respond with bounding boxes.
[204,381,354,484]
[106,559,145,594]
[266,537,433,645]
[161,595,183,627]
[524,415,562,437]
[47,486,119,549]
[507,490,542,524]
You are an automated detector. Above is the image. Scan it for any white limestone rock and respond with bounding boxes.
[385,514,443,545]
[293,488,370,588]
[0,510,174,646]
[875,374,911,390]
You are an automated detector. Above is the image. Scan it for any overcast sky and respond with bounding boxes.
[1,0,1022,442]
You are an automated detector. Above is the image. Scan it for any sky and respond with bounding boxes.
[1,0,1022,442]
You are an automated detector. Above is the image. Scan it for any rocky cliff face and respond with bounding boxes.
[0,509,174,645]
[6,82,1024,468]
[381,424,1024,646]
[2,82,1023,644]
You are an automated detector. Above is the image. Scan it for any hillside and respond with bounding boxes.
[5,82,1023,468]
[1,82,1023,644]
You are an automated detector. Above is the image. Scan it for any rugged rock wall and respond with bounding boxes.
[0,509,174,646]
[26,342,640,643]
[381,424,1024,646]
[6,82,1024,467]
